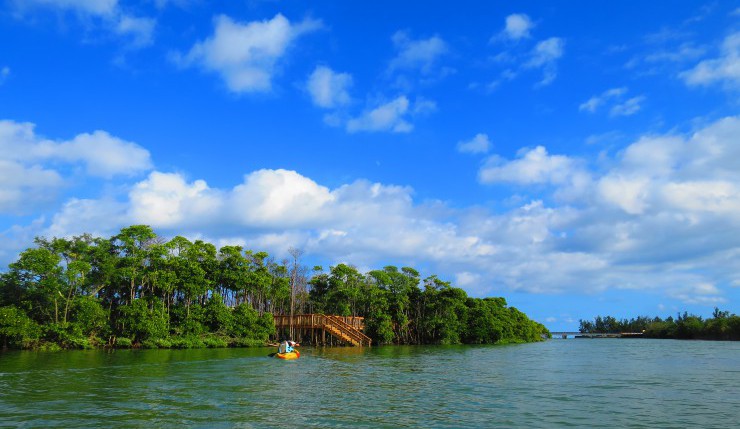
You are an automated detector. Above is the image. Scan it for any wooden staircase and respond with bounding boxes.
[321,315,372,346]
[273,314,372,346]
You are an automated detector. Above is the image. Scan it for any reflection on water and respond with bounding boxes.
[1,340,739,428]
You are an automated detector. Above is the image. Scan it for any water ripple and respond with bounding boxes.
[1,341,739,427]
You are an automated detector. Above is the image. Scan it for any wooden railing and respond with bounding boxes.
[323,315,372,346]
[273,314,371,346]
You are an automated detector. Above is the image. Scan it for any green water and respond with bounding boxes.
[1,340,738,428]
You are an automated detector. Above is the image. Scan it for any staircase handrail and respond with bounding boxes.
[323,314,372,345]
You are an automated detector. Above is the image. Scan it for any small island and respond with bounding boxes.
[0,225,549,350]
[578,311,740,340]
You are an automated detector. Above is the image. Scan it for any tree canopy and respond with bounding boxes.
[578,310,740,340]
[0,225,549,350]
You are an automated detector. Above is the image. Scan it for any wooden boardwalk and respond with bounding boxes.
[273,314,372,347]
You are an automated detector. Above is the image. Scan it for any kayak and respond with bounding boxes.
[276,350,300,360]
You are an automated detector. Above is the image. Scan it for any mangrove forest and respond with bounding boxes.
[0,225,549,350]
[579,309,740,340]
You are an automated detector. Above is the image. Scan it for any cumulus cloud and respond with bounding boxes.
[472,115,740,302]
[6,117,740,308]
[0,120,152,213]
[41,168,497,272]
[681,31,740,88]
[669,283,726,305]
[346,96,414,133]
[502,14,534,41]
[0,160,63,214]
[178,14,321,93]
[457,133,491,154]
[479,146,581,186]
[307,66,352,108]
[128,172,222,228]
[0,121,152,177]
[230,169,334,228]
[389,31,449,74]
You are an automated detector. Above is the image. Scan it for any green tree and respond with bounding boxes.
[8,247,64,324]
[112,225,157,305]
[203,293,233,334]
[118,297,168,342]
[0,305,41,348]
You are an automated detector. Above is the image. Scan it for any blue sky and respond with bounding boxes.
[2,1,740,330]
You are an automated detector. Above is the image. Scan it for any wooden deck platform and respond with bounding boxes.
[273,314,372,346]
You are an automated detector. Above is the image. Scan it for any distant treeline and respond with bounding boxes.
[0,225,548,350]
[579,309,740,340]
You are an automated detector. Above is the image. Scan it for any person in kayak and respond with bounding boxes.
[277,340,299,354]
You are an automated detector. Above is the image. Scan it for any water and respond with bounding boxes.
[1,340,738,428]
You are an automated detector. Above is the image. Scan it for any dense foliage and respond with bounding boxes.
[578,308,740,340]
[0,225,548,350]
[309,266,549,345]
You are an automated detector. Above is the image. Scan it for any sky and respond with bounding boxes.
[1,1,740,331]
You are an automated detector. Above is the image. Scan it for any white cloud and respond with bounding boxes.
[115,15,155,47]
[457,133,491,154]
[346,96,413,133]
[579,88,644,117]
[21,0,118,16]
[644,42,706,64]
[579,87,627,112]
[502,14,534,41]
[41,169,497,271]
[0,67,9,85]
[525,37,565,85]
[47,197,128,238]
[15,0,155,49]
[0,160,63,214]
[669,283,726,305]
[0,119,152,213]
[307,66,352,108]
[389,31,448,74]
[6,117,740,308]
[597,174,650,214]
[609,96,645,117]
[341,95,435,133]
[179,14,321,93]
[681,31,740,88]
[230,169,334,228]
[486,16,564,88]
[0,120,153,176]
[479,146,581,186]
[468,114,740,303]
[128,172,221,228]
[662,181,740,214]
[57,131,153,177]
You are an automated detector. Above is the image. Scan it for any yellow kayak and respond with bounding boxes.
[276,350,300,360]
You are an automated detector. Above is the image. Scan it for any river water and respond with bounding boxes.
[1,339,738,428]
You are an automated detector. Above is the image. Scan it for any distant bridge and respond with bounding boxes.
[548,332,644,339]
